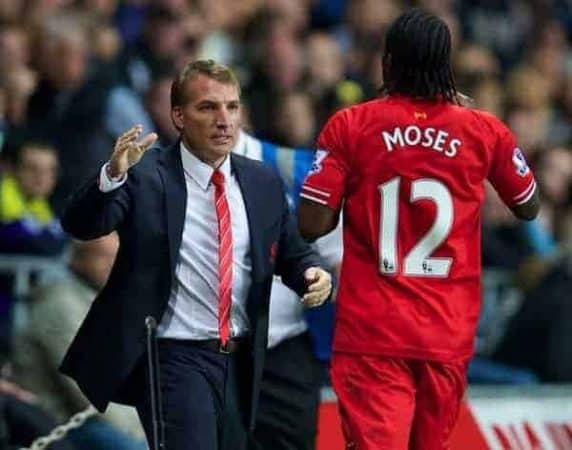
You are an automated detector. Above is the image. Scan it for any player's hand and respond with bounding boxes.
[302,267,332,308]
[108,125,158,178]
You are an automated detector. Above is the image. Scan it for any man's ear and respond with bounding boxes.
[171,106,184,130]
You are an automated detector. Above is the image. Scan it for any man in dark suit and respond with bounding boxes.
[59,59,332,450]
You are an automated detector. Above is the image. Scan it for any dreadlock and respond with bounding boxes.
[380,9,460,104]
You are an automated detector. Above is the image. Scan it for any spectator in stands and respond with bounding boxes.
[1,67,37,129]
[0,24,35,134]
[194,0,260,66]
[526,20,568,94]
[459,0,533,69]
[0,378,76,450]
[470,78,505,117]
[0,0,22,22]
[13,234,146,450]
[117,5,188,96]
[75,0,118,19]
[305,32,344,102]
[0,139,65,357]
[303,32,356,125]
[244,13,305,139]
[0,24,30,71]
[89,19,123,65]
[144,66,178,148]
[23,0,71,24]
[269,91,316,148]
[0,139,64,255]
[505,66,569,150]
[533,147,572,244]
[27,11,152,212]
[493,248,572,382]
[0,88,6,156]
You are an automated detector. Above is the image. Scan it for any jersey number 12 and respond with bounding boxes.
[378,177,453,277]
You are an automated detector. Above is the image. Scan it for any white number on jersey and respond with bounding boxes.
[378,177,454,277]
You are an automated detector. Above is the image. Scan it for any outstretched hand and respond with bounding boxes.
[302,267,332,308]
[108,125,158,178]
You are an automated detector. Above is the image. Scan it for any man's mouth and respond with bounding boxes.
[211,135,232,144]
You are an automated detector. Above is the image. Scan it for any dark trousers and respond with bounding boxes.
[135,339,248,450]
[249,332,325,450]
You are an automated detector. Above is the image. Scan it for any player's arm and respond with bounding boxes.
[297,110,350,242]
[298,199,339,242]
[510,186,539,221]
[487,116,539,222]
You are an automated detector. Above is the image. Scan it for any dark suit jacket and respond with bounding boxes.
[59,143,321,429]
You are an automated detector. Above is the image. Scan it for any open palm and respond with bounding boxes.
[109,125,158,178]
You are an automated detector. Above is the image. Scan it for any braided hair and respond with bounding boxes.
[380,9,460,104]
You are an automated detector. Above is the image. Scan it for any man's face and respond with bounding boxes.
[46,38,88,90]
[171,75,241,164]
[15,146,58,198]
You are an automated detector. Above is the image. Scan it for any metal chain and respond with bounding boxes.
[19,405,98,450]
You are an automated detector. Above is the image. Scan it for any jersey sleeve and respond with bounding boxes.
[486,117,537,208]
[300,109,351,211]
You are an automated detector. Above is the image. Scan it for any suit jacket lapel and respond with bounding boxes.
[158,142,187,274]
[231,154,264,281]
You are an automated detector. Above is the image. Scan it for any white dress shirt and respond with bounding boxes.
[99,143,252,340]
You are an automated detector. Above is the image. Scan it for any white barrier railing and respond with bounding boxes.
[0,255,67,299]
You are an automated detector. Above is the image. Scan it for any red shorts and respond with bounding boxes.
[331,352,468,450]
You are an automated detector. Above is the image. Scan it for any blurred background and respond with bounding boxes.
[1,0,572,448]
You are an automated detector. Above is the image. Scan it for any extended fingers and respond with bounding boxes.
[121,125,143,142]
[113,126,158,159]
[115,125,143,152]
[139,132,158,151]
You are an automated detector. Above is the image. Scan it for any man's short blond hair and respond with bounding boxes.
[170,59,240,107]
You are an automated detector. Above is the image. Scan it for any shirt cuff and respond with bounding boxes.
[98,162,127,192]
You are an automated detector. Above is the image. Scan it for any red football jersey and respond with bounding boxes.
[301,95,536,362]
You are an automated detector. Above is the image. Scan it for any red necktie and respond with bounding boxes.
[211,169,232,345]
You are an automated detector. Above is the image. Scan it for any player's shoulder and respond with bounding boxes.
[460,106,510,136]
[344,97,391,117]
[322,104,353,127]
[321,98,385,132]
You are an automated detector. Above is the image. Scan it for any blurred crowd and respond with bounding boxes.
[2,0,572,448]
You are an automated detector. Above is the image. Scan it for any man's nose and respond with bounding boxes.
[215,107,231,128]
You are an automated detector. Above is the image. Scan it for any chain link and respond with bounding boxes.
[19,405,98,450]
